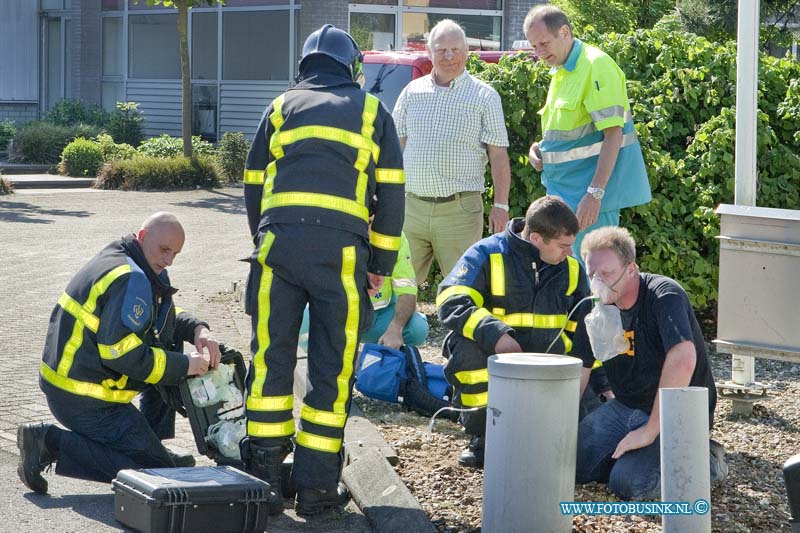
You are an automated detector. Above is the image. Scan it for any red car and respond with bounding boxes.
[362,49,535,111]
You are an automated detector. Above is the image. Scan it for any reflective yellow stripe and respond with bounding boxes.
[57,264,131,377]
[251,231,275,401]
[264,192,370,222]
[247,419,295,438]
[101,374,129,390]
[455,368,489,385]
[566,256,579,296]
[561,332,573,354]
[499,313,568,329]
[461,391,488,407]
[301,405,348,428]
[566,320,578,333]
[335,246,360,415]
[490,253,505,297]
[296,430,342,453]
[175,306,186,315]
[592,359,603,369]
[40,362,137,403]
[98,333,143,360]
[268,94,285,160]
[145,347,167,383]
[355,94,380,205]
[277,125,375,153]
[369,231,401,252]
[463,307,492,340]
[436,285,484,308]
[243,169,266,185]
[375,168,405,184]
[492,307,506,315]
[246,394,293,411]
[57,293,99,332]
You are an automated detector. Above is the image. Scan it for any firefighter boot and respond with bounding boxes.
[166,449,196,467]
[295,482,350,516]
[17,422,58,494]
[243,439,293,515]
[458,435,485,468]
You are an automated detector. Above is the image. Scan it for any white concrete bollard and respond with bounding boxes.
[660,387,711,533]
[482,353,582,533]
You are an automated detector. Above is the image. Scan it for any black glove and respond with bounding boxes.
[155,384,187,418]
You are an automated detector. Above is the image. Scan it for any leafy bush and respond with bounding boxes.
[10,121,106,164]
[43,99,111,127]
[137,134,214,158]
[108,102,144,147]
[59,138,104,177]
[469,27,800,308]
[0,120,16,152]
[0,176,13,195]
[215,132,249,183]
[10,121,74,164]
[96,155,219,190]
[95,133,137,162]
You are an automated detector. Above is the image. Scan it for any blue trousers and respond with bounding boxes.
[45,385,174,483]
[576,398,719,500]
[572,210,620,269]
[299,298,429,352]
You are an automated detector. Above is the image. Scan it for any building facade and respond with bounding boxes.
[0,0,543,139]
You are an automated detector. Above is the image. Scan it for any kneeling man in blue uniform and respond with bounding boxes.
[17,212,220,494]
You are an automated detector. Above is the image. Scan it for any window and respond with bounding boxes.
[403,12,501,50]
[129,14,180,79]
[223,10,289,80]
[102,82,124,111]
[351,13,396,51]
[103,17,123,77]
[192,12,217,80]
[405,0,501,7]
[102,0,123,10]
[192,84,217,141]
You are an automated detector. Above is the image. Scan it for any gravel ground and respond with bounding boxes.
[356,302,798,532]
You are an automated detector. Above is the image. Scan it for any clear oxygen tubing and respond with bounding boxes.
[426,294,598,436]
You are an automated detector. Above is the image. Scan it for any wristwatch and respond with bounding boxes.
[587,186,605,201]
[493,202,509,211]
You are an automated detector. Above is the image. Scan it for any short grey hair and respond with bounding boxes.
[580,226,637,265]
[427,19,468,50]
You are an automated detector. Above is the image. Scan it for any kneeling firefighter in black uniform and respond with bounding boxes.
[240,25,405,515]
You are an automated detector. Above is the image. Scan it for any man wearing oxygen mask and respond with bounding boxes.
[438,195,598,468]
[576,226,727,500]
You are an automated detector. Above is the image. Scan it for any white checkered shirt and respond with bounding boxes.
[393,70,509,197]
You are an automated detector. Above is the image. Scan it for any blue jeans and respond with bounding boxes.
[299,298,429,351]
[572,210,620,269]
[576,399,661,500]
[576,399,720,500]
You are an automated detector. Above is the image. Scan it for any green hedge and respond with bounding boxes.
[60,138,104,177]
[11,122,98,164]
[469,24,800,307]
[215,132,249,183]
[96,155,219,190]
[138,134,214,158]
[0,120,16,152]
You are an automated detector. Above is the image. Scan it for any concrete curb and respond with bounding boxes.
[5,174,95,189]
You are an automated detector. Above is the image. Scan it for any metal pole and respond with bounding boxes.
[482,354,582,533]
[731,0,760,389]
[660,387,711,533]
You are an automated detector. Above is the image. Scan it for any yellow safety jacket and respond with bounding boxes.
[243,69,405,276]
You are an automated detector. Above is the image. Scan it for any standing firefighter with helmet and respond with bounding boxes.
[240,25,405,516]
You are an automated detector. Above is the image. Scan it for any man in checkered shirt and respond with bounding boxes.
[393,19,511,286]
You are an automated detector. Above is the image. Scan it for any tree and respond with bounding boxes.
[141,1,222,157]
[676,0,800,50]
[551,0,674,34]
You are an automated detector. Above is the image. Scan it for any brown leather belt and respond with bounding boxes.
[408,191,479,203]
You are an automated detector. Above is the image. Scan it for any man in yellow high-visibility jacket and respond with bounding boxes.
[525,5,651,259]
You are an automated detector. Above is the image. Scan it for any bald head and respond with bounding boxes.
[136,212,185,275]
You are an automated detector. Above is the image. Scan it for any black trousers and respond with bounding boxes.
[443,334,602,437]
[245,223,372,491]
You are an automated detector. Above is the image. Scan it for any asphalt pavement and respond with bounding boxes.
[0,185,372,532]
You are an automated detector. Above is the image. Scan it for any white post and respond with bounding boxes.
[660,387,711,533]
[731,0,761,387]
[482,354,582,533]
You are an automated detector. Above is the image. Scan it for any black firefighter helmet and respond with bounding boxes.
[300,24,364,82]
